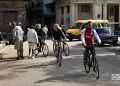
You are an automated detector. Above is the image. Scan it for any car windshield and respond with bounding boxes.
[71,23,82,29]
[95,28,110,34]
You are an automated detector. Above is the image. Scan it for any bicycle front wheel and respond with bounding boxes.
[58,48,62,67]
[42,43,49,57]
[63,43,70,56]
[93,57,99,79]
[83,52,90,73]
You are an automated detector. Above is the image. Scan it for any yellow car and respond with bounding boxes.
[66,19,109,41]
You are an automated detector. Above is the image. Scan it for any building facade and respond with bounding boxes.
[55,0,120,27]
[26,0,44,26]
[0,0,28,32]
[26,0,55,28]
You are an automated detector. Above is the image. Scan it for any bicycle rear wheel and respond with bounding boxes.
[42,43,49,57]
[63,43,70,56]
[33,48,39,56]
[93,57,99,79]
[83,51,90,73]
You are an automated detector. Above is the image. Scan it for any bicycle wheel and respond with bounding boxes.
[42,43,49,57]
[93,57,99,79]
[58,48,62,67]
[63,43,70,56]
[83,51,90,73]
[33,48,39,56]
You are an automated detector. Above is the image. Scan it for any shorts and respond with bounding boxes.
[14,40,23,50]
[28,42,37,49]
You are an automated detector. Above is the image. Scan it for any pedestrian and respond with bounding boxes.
[42,25,48,37]
[27,25,38,59]
[12,21,24,60]
[9,22,14,44]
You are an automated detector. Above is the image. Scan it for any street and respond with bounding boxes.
[0,39,120,86]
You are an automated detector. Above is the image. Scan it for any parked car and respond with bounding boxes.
[95,27,118,45]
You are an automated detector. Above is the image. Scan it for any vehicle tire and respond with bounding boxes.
[83,51,90,73]
[33,48,39,56]
[93,57,99,79]
[42,43,49,57]
[69,38,73,41]
[63,43,70,56]
[112,41,117,46]
[58,48,62,67]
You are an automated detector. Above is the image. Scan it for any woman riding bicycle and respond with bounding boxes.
[52,24,65,42]
[81,21,101,53]
[52,24,66,54]
[35,24,46,52]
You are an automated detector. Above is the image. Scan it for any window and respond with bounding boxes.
[81,4,90,12]
[60,7,64,14]
[66,5,70,13]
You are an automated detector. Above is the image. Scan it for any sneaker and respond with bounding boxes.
[16,56,20,60]
[31,56,35,59]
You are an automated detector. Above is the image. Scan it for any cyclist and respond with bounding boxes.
[81,21,101,54]
[52,24,66,54]
[35,24,45,52]
[52,24,65,42]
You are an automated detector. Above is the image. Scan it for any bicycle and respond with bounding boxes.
[53,40,63,67]
[83,45,99,79]
[34,38,49,57]
[53,40,70,56]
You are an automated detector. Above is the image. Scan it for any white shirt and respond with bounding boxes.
[81,28,101,44]
[27,29,38,43]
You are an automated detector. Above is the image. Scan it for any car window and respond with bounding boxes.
[96,28,110,34]
[71,23,82,29]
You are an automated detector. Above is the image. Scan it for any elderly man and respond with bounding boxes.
[12,21,24,60]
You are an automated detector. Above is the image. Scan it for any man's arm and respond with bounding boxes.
[93,29,101,44]
[81,29,86,45]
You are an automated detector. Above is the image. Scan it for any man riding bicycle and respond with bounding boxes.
[81,21,101,54]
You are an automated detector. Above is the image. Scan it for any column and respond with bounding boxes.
[103,4,107,19]
[70,4,76,26]
[75,4,78,20]
[93,4,98,19]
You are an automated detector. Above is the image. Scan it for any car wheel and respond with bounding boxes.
[112,41,117,46]
[69,38,73,41]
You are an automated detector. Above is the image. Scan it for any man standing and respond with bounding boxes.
[12,21,24,60]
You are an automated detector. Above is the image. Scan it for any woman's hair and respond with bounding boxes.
[35,24,41,29]
[53,24,61,30]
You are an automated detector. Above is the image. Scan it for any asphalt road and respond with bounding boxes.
[0,39,120,86]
